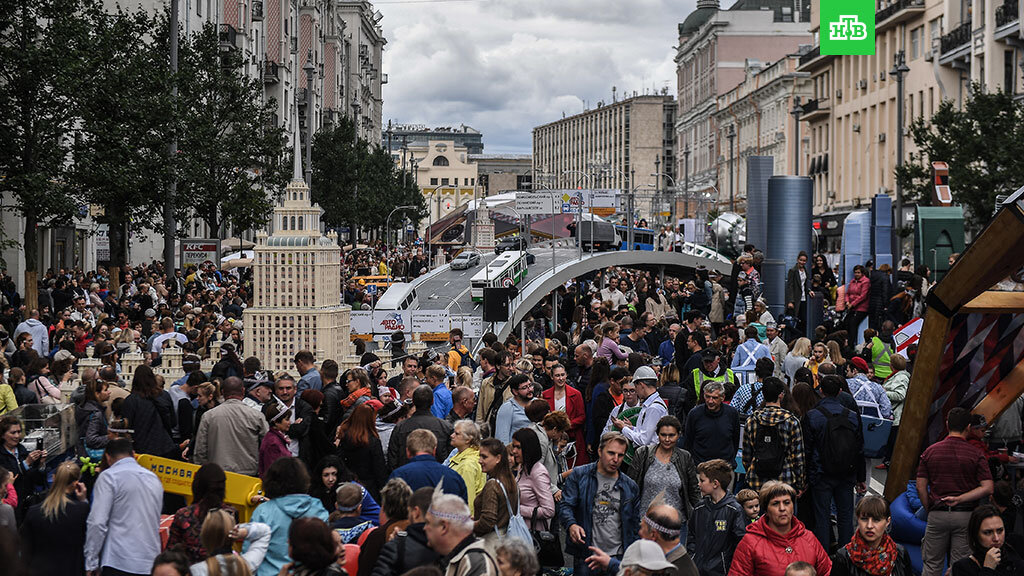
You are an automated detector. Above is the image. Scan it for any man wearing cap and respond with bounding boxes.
[688,348,736,409]
[765,322,787,379]
[845,356,892,418]
[243,378,274,411]
[611,366,667,449]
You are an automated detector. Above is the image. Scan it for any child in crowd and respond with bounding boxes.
[736,488,760,524]
[785,561,817,576]
[687,459,748,576]
[331,482,374,543]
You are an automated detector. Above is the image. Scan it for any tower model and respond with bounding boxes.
[243,131,352,373]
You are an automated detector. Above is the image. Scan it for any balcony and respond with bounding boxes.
[263,61,279,84]
[218,24,237,50]
[800,98,831,123]
[797,45,834,72]
[996,0,1020,32]
[875,0,926,32]
[940,19,972,55]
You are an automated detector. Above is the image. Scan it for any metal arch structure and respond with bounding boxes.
[488,247,732,342]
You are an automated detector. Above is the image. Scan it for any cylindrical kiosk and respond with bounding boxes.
[745,156,773,252]
[766,176,813,323]
[762,258,788,321]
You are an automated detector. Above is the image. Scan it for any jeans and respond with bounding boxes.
[811,474,855,550]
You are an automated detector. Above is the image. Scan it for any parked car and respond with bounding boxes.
[450,250,481,270]
[495,236,528,254]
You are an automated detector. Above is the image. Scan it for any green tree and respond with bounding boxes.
[175,22,287,237]
[0,0,93,309]
[71,7,173,289]
[310,118,425,243]
[895,85,1024,234]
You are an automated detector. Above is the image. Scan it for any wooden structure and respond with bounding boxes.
[886,187,1024,500]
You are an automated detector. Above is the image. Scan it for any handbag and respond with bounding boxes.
[492,479,533,545]
[531,507,563,567]
[32,377,61,405]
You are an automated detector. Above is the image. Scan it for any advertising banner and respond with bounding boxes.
[180,239,221,270]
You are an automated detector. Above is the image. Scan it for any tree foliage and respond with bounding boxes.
[70,7,173,270]
[895,85,1024,234]
[174,22,287,237]
[310,117,426,239]
[0,0,94,299]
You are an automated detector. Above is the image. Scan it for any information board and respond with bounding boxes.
[450,314,485,338]
[180,238,221,270]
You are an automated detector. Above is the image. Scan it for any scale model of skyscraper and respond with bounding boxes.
[243,128,351,373]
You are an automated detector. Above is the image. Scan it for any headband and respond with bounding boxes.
[108,426,135,434]
[335,485,366,512]
[271,407,292,423]
[643,514,681,538]
[427,507,473,523]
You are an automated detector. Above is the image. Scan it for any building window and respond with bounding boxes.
[441,177,450,185]
[430,178,438,185]
[432,156,449,166]
[911,27,922,60]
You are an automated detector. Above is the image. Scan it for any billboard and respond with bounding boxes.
[180,238,221,270]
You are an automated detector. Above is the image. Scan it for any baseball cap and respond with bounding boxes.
[850,356,870,373]
[633,365,658,382]
[617,541,675,576]
[702,348,722,361]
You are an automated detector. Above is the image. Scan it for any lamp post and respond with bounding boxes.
[890,50,910,259]
[791,96,804,176]
[350,96,361,248]
[164,0,179,277]
[726,125,736,212]
[303,50,315,185]
[426,183,448,270]
[683,145,690,219]
[385,205,417,282]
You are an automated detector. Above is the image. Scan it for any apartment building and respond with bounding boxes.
[532,94,677,194]
[675,0,811,212]
[711,55,812,215]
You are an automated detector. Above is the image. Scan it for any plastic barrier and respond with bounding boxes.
[137,454,263,522]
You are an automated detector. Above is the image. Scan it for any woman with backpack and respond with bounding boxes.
[25,356,61,404]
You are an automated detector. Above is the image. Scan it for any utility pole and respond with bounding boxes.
[304,50,315,185]
[654,155,661,226]
[791,96,804,175]
[890,50,910,259]
[164,0,179,277]
[683,145,691,219]
[727,124,736,212]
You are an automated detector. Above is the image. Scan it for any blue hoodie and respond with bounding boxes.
[246,494,329,576]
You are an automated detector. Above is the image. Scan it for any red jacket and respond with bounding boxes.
[730,516,831,576]
[846,275,871,313]
[542,385,588,464]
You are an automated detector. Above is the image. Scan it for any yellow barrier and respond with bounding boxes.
[137,454,264,522]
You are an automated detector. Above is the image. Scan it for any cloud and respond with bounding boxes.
[377,0,693,153]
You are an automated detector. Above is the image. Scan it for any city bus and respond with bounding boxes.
[615,226,656,251]
[470,250,528,302]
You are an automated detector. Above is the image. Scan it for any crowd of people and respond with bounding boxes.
[0,242,1016,576]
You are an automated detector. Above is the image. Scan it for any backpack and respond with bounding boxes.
[742,382,763,415]
[752,416,785,480]
[815,406,859,476]
[456,347,478,371]
[485,377,513,436]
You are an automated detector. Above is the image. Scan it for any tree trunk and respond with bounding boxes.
[23,213,38,312]
[107,218,128,297]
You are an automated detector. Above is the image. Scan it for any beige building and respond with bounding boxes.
[407,140,479,224]
[471,154,534,195]
[712,54,812,215]
[244,140,351,373]
[675,0,811,211]
[532,94,677,202]
[793,0,1013,235]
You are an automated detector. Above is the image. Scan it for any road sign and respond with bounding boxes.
[515,192,557,215]
[893,317,923,358]
[412,309,450,333]
[502,277,514,288]
[554,189,619,214]
[350,310,372,334]
[451,314,484,338]
[372,310,412,335]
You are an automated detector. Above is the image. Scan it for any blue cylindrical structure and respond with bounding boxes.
[745,156,773,252]
[766,176,813,273]
[762,259,787,320]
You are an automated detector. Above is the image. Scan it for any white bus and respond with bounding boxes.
[373,282,419,311]
[470,251,528,302]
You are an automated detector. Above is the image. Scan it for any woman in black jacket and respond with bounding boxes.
[74,378,110,459]
[628,415,699,522]
[121,365,177,459]
[0,415,47,511]
[334,404,387,501]
[832,495,913,576]
[952,504,1024,576]
[19,461,90,576]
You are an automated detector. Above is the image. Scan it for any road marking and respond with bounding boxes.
[869,477,885,496]
[444,281,450,287]
[473,303,480,310]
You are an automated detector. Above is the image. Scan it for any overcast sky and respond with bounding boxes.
[376,0,696,154]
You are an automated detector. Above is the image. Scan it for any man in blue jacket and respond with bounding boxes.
[803,374,867,550]
[389,429,467,500]
[558,431,640,576]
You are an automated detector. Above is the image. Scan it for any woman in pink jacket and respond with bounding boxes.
[258,403,293,479]
[511,428,555,531]
[846,265,871,341]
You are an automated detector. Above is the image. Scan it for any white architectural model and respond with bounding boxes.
[243,132,352,373]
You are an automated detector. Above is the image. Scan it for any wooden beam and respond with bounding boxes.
[885,308,952,501]
[960,291,1024,314]
[970,359,1024,424]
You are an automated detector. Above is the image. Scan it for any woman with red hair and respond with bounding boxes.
[335,404,387,500]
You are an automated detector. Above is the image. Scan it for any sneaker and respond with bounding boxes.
[874,463,888,470]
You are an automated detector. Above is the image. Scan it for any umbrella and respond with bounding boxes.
[221,237,255,252]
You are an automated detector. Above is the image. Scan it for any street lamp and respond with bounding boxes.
[303,50,316,185]
[726,125,736,212]
[890,50,910,258]
[791,96,804,176]
[385,205,417,282]
[349,96,362,248]
[683,145,691,218]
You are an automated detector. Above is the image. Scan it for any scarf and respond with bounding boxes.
[340,387,371,409]
[844,529,899,576]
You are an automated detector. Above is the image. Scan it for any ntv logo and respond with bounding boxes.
[829,15,868,41]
